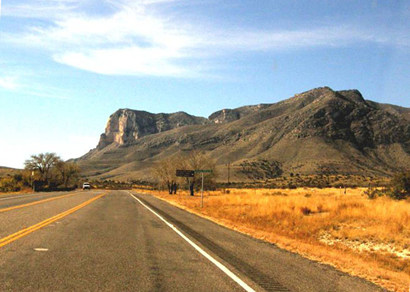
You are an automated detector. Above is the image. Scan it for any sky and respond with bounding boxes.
[0,0,409,168]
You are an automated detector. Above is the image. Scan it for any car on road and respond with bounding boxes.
[82,182,91,190]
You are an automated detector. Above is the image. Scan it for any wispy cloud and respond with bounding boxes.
[0,74,69,99]
[2,0,409,78]
[1,0,80,19]
[19,88,69,100]
[54,48,194,77]
[0,76,19,90]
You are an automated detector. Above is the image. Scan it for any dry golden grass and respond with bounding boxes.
[135,187,410,292]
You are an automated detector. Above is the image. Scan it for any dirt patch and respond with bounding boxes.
[319,231,410,259]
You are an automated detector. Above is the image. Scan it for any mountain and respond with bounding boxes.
[77,87,410,181]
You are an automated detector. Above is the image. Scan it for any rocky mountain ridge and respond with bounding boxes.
[79,87,410,180]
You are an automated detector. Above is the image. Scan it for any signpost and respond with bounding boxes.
[176,170,195,196]
[176,169,213,207]
[195,169,212,208]
[176,170,195,177]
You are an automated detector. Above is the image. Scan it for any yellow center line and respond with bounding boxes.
[0,192,81,213]
[0,193,105,248]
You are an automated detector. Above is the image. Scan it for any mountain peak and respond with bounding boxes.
[337,89,366,104]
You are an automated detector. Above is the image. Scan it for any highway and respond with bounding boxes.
[0,190,386,291]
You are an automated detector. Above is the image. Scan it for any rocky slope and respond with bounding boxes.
[78,87,410,180]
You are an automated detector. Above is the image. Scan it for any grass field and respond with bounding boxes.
[135,187,410,292]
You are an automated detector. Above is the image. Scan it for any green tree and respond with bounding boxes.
[24,153,61,185]
[181,151,217,195]
[152,156,182,194]
[55,161,80,188]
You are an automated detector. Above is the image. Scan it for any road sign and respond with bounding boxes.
[195,169,213,173]
[176,170,195,177]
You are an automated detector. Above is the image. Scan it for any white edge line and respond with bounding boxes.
[128,192,255,292]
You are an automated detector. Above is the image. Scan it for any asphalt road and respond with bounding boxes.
[0,191,82,210]
[0,190,387,291]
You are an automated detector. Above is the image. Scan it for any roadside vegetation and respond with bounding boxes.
[219,172,391,189]
[0,172,32,193]
[152,151,217,195]
[364,171,410,200]
[135,170,410,292]
[0,153,80,193]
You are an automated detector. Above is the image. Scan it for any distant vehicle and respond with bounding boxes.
[82,182,91,190]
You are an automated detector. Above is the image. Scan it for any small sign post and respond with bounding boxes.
[176,170,195,196]
[195,169,212,208]
[176,170,195,177]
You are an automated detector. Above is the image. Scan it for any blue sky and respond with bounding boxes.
[0,0,409,168]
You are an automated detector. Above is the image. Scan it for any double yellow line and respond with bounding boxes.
[0,193,105,248]
[0,192,80,213]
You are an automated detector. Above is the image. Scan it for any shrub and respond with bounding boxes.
[288,183,297,189]
[0,177,21,192]
[364,186,380,200]
[300,207,312,215]
[388,171,410,200]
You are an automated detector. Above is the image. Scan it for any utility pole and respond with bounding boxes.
[201,173,204,208]
[31,171,35,192]
[193,169,212,208]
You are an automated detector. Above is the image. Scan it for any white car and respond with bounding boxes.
[82,182,91,190]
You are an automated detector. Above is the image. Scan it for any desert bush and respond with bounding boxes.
[387,171,410,200]
[363,186,383,199]
[363,171,409,200]
[287,183,297,189]
[0,176,21,192]
[300,206,312,215]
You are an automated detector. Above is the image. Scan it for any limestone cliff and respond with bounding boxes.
[97,109,208,149]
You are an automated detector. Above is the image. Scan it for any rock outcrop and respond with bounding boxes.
[208,104,270,124]
[97,109,208,149]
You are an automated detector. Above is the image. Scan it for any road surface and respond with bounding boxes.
[0,190,387,291]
